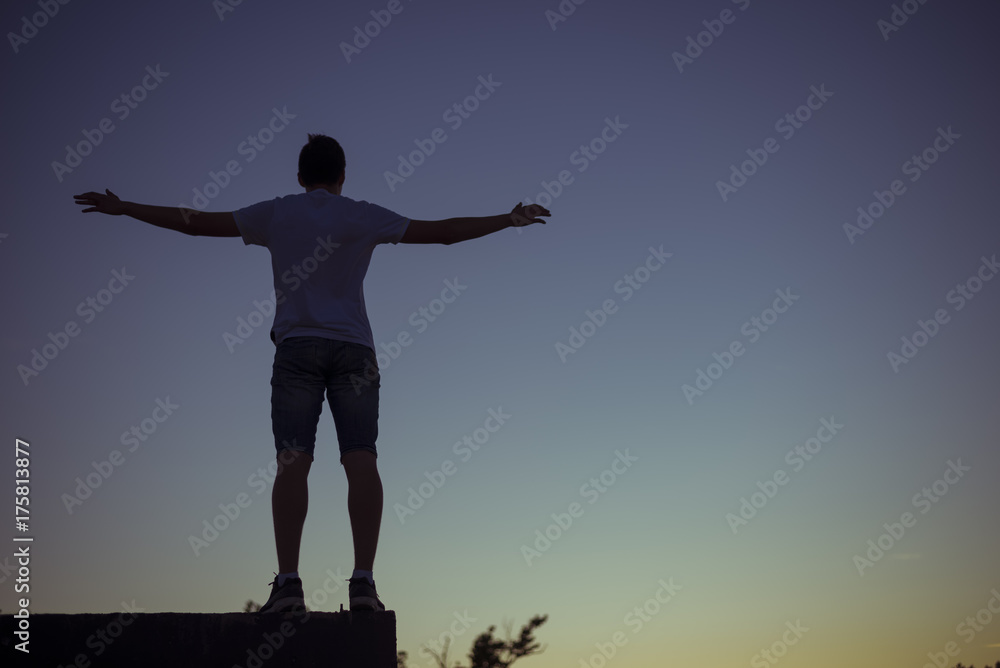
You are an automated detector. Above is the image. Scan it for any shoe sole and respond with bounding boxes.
[258,598,306,615]
[349,596,384,612]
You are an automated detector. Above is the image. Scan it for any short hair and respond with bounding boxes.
[298,134,346,187]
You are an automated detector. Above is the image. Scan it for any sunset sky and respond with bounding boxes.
[2,0,999,666]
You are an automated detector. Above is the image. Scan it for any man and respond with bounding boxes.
[73,133,550,614]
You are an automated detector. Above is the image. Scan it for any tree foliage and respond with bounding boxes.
[404,614,548,668]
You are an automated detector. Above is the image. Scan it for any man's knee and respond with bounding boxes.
[277,448,313,472]
[341,449,377,471]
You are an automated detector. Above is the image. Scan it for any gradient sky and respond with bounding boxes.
[2,1,999,666]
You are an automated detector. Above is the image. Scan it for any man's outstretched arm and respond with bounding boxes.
[74,189,240,237]
[399,202,550,245]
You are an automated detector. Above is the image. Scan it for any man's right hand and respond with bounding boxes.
[400,204,552,245]
[510,203,551,227]
[74,189,127,216]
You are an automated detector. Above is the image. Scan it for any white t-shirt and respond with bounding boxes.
[234,190,410,351]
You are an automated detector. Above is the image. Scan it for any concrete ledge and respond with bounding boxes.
[2,609,396,668]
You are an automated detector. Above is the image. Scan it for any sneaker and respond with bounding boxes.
[257,572,306,615]
[348,577,386,612]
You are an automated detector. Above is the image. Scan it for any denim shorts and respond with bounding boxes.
[270,336,380,463]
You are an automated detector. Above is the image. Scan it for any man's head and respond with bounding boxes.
[298,134,346,194]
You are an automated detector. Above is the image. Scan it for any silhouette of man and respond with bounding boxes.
[74,133,550,614]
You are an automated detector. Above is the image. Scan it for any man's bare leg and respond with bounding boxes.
[272,449,313,574]
[341,450,382,571]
